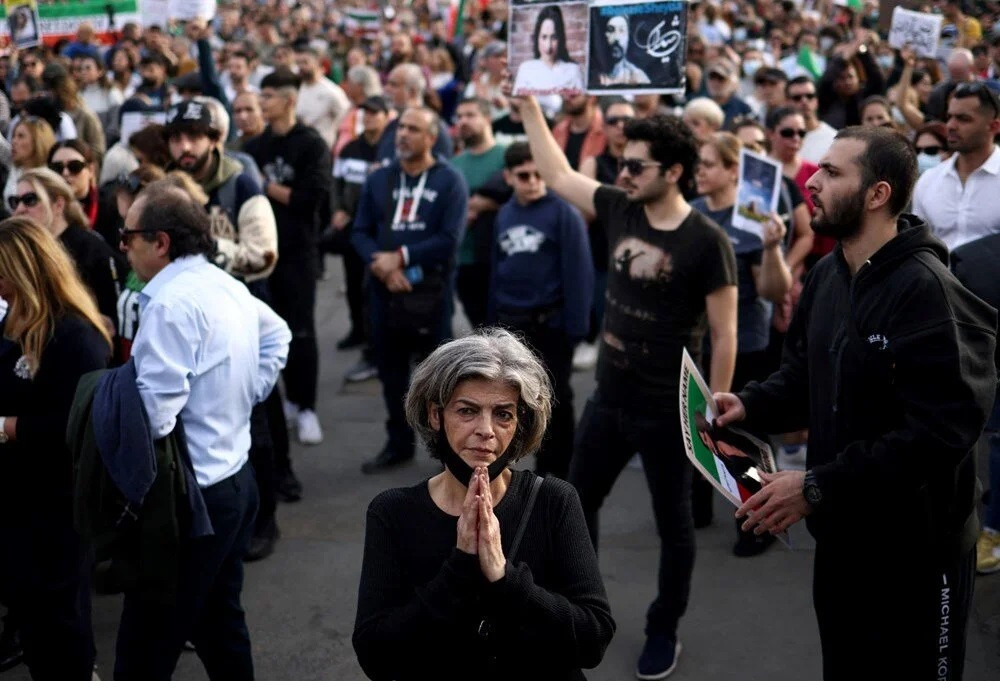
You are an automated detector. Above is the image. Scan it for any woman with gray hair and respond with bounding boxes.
[353,328,615,680]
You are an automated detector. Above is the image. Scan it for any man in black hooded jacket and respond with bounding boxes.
[715,126,997,680]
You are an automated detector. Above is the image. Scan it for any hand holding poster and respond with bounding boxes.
[510,3,588,96]
[888,7,942,59]
[679,349,790,545]
[732,148,782,237]
[587,0,689,95]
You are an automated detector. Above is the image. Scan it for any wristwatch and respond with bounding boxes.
[0,417,8,444]
[803,471,822,507]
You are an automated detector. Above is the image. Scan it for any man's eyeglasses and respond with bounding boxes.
[778,127,807,139]
[7,192,40,210]
[789,92,817,102]
[514,171,542,183]
[953,81,1000,117]
[618,158,663,176]
[605,116,632,127]
[915,145,942,156]
[49,159,88,175]
[118,227,161,246]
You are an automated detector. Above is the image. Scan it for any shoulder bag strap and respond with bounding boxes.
[507,475,543,563]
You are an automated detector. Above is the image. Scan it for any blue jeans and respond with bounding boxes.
[568,390,695,638]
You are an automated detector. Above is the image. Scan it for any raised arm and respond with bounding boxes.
[518,95,600,219]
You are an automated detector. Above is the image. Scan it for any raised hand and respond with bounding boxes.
[456,467,482,555]
[476,470,506,582]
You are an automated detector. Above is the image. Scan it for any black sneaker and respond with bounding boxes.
[0,617,23,674]
[361,444,415,474]
[636,633,681,680]
[336,331,365,351]
[276,470,303,503]
[245,524,280,562]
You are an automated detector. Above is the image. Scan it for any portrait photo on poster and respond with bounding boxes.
[510,2,589,96]
[732,148,782,237]
[586,0,689,95]
[7,1,41,49]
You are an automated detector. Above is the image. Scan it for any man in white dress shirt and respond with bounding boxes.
[114,182,291,679]
[912,82,1000,250]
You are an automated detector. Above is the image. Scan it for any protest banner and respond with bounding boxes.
[510,2,588,96]
[679,349,788,547]
[888,6,943,59]
[5,0,40,48]
[119,110,168,146]
[586,0,688,95]
[0,0,140,43]
[732,148,781,237]
[168,0,216,21]
[142,0,170,29]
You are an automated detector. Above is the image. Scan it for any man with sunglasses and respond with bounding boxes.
[787,76,837,163]
[518,92,737,680]
[912,81,1000,251]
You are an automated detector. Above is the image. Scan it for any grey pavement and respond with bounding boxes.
[7,263,1000,680]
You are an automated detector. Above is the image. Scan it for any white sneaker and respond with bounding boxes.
[282,399,299,425]
[296,410,323,445]
[572,342,598,371]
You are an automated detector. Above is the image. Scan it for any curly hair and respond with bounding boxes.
[624,114,700,193]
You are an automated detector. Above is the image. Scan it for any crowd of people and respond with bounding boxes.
[0,0,999,682]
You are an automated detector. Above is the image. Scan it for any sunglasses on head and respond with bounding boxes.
[605,116,632,127]
[7,192,40,210]
[779,127,807,139]
[618,158,663,177]
[49,159,88,175]
[789,92,817,102]
[953,81,1000,117]
[915,145,942,156]
[514,170,541,182]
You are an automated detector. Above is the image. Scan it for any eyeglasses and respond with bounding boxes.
[49,159,88,175]
[618,158,663,176]
[7,192,40,210]
[789,92,817,102]
[915,145,942,156]
[778,127,807,139]
[118,227,162,246]
[514,171,542,182]
[953,81,1000,117]
[605,116,632,127]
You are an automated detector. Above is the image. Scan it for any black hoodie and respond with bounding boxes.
[739,215,997,558]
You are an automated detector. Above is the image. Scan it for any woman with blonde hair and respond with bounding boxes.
[353,328,614,679]
[11,167,123,327]
[4,116,56,214]
[0,216,112,679]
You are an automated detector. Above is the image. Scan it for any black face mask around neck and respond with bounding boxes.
[437,424,519,487]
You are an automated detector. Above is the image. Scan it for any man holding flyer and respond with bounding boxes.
[714,126,997,679]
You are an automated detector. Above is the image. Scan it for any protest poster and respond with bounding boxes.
[509,2,588,96]
[0,0,140,43]
[168,0,216,21]
[119,110,168,146]
[142,0,170,29]
[586,0,688,95]
[5,0,40,48]
[678,350,789,544]
[732,148,781,237]
[888,6,942,59]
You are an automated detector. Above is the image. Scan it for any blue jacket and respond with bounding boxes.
[351,158,467,279]
[489,192,593,341]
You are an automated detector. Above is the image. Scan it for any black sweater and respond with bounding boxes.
[353,470,615,680]
[739,215,997,558]
[60,223,123,324]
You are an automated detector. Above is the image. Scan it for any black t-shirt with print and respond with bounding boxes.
[593,185,738,408]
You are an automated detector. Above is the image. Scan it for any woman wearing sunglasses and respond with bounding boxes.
[912,122,951,174]
[47,139,119,243]
[3,116,55,216]
[0,216,112,678]
[10,168,123,331]
[765,107,820,216]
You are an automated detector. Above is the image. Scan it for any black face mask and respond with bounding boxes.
[437,423,520,487]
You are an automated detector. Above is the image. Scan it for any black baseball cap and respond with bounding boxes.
[361,95,390,113]
[163,100,220,139]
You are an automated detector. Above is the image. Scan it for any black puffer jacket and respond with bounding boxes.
[740,215,997,558]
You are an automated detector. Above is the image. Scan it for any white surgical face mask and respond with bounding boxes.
[733,27,748,42]
[917,152,940,173]
[877,54,894,70]
[819,37,835,54]
[743,59,762,79]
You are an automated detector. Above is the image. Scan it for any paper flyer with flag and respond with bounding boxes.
[0,0,140,43]
[679,349,789,545]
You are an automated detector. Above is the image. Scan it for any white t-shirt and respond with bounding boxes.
[296,77,350,149]
[800,121,837,164]
[513,59,585,95]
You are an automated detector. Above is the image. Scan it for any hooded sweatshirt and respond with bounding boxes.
[739,215,997,558]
